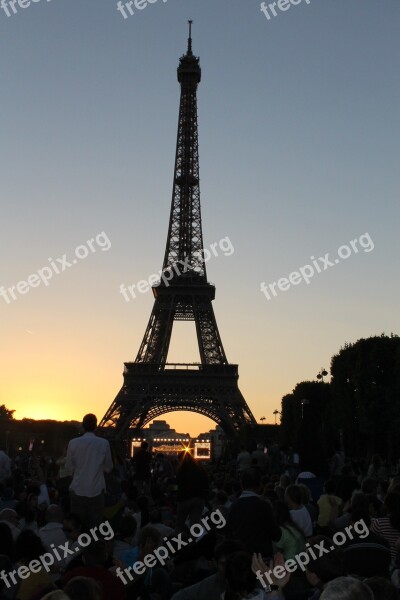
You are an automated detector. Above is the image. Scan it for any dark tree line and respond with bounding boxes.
[330,334,400,459]
[280,334,400,472]
[0,404,15,421]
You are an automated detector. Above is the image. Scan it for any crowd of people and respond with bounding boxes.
[1,414,400,600]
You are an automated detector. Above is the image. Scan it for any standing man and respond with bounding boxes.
[131,441,152,495]
[236,445,251,473]
[0,446,11,482]
[330,444,345,478]
[228,468,281,557]
[65,414,113,528]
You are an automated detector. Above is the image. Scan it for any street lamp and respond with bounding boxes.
[301,399,310,420]
[317,368,328,382]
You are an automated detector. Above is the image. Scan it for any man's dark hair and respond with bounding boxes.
[241,468,261,491]
[149,508,162,524]
[82,414,97,432]
[273,500,305,537]
[285,484,303,506]
[15,530,46,562]
[224,552,256,600]
[119,515,137,538]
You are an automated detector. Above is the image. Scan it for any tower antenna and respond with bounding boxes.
[188,19,193,55]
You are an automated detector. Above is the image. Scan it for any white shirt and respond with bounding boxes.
[39,522,68,551]
[38,483,50,507]
[0,451,11,481]
[290,505,313,537]
[237,451,251,472]
[65,432,113,497]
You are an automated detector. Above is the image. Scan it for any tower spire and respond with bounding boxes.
[187,19,193,55]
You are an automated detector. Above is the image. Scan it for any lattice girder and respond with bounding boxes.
[100,364,255,440]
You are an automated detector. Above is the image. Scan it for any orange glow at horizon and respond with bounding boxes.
[2,281,382,437]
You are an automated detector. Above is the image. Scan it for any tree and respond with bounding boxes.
[280,393,301,447]
[330,334,400,459]
[0,405,15,421]
[280,381,331,476]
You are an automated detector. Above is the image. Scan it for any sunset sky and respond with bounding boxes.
[1,0,399,436]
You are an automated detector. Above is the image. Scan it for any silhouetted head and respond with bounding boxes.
[15,530,46,562]
[285,484,303,508]
[241,468,261,492]
[224,551,256,600]
[64,576,101,600]
[45,504,64,524]
[118,515,137,541]
[371,454,382,469]
[214,539,244,576]
[82,414,97,432]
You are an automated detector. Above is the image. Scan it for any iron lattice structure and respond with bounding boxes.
[99,25,256,443]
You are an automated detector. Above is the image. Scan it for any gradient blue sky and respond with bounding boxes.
[1,0,399,435]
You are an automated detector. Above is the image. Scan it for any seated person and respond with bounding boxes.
[285,485,313,538]
[62,541,126,600]
[171,540,243,600]
[317,480,342,534]
[112,514,139,568]
[341,510,391,578]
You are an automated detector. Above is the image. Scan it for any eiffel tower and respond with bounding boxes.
[99,23,256,445]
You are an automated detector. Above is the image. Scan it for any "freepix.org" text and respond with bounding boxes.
[0,231,111,305]
[260,232,374,301]
[0,520,114,589]
[116,509,226,585]
[255,519,369,587]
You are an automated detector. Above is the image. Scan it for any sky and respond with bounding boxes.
[1,0,399,437]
